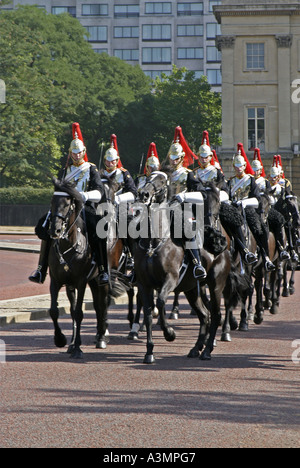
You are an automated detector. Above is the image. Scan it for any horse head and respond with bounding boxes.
[203,182,221,229]
[138,171,168,206]
[49,178,83,240]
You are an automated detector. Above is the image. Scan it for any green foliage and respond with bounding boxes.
[0,186,52,205]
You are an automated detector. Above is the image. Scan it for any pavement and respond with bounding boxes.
[0,226,129,327]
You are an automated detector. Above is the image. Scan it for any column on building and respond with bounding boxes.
[276,34,293,151]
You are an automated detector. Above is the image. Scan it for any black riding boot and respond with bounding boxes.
[92,238,109,286]
[187,243,207,280]
[28,238,51,284]
[231,226,258,266]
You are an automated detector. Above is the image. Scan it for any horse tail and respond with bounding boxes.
[109,269,131,299]
[223,265,251,308]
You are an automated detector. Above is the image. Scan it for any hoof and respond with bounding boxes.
[239,322,249,331]
[270,304,279,315]
[169,311,179,320]
[95,339,107,349]
[164,327,176,342]
[187,348,200,358]
[70,348,83,359]
[200,349,212,361]
[220,332,231,342]
[54,333,67,348]
[143,354,155,364]
[127,331,139,340]
[254,313,264,324]
[289,287,295,296]
[67,344,74,354]
[282,288,289,298]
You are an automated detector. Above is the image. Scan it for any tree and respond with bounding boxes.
[0,6,150,186]
[110,67,222,175]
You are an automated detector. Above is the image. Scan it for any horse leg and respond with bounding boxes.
[169,290,180,320]
[282,261,290,297]
[89,279,109,349]
[66,285,77,354]
[156,279,176,344]
[127,286,135,329]
[253,273,264,325]
[289,266,296,295]
[48,278,67,348]
[186,287,209,357]
[128,290,142,340]
[270,268,280,315]
[201,286,222,361]
[139,285,155,364]
[69,284,86,359]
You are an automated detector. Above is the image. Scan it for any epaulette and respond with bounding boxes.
[120,167,127,172]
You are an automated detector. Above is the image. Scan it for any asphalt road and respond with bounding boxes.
[0,232,300,448]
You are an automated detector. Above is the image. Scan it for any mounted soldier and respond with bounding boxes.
[252,149,290,262]
[101,133,137,271]
[29,122,109,285]
[136,142,162,194]
[228,143,275,271]
[164,126,207,280]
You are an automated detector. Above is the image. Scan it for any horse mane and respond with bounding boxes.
[52,177,83,208]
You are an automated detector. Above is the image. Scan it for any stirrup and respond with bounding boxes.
[265,259,276,272]
[28,266,46,284]
[193,264,207,280]
[244,252,258,265]
[280,250,290,261]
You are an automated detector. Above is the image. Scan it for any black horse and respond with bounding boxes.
[133,172,241,363]
[47,178,109,358]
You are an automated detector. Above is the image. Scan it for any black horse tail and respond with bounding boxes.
[223,265,251,308]
[109,269,131,299]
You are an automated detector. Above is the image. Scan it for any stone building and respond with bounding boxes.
[214,0,300,195]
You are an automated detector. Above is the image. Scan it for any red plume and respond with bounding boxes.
[212,149,223,173]
[174,126,198,168]
[201,130,210,147]
[253,147,266,178]
[110,133,122,168]
[276,154,285,178]
[237,142,254,175]
[144,142,160,174]
[72,122,88,161]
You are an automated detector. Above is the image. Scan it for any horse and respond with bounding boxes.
[133,171,241,363]
[275,194,300,297]
[47,178,109,358]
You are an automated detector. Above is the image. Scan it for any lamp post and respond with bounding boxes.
[0,79,5,103]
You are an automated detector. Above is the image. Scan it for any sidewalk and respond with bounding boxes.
[0,226,130,326]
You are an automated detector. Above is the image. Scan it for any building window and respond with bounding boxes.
[206,23,221,39]
[178,47,203,59]
[52,6,76,17]
[247,108,265,151]
[207,69,222,86]
[85,26,107,42]
[114,26,139,38]
[177,3,203,16]
[177,24,203,37]
[114,49,139,61]
[142,24,171,41]
[209,1,221,13]
[145,2,172,14]
[82,4,108,16]
[144,70,172,79]
[246,43,265,70]
[206,46,221,62]
[114,5,139,18]
[142,47,171,64]
[94,49,108,54]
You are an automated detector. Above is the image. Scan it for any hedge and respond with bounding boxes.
[0,187,53,205]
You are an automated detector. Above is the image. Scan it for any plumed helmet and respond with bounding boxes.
[233,150,246,168]
[198,139,213,158]
[168,140,185,160]
[252,147,266,176]
[104,134,120,162]
[252,159,262,171]
[145,142,160,174]
[69,133,86,154]
[270,165,281,178]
